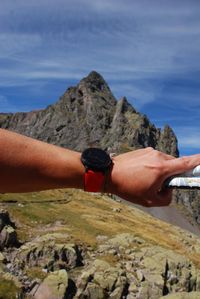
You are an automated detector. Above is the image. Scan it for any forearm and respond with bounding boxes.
[0,129,85,193]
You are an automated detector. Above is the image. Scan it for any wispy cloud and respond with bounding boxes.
[0,0,200,154]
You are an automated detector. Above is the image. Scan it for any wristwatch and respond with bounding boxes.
[81,148,113,192]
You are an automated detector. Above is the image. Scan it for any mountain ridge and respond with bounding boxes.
[0,71,179,156]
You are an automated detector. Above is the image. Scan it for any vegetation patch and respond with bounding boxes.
[0,277,20,299]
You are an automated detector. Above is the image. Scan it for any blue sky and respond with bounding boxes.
[0,0,200,156]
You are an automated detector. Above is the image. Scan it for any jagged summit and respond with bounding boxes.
[57,71,116,109]
[79,71,110,93]
[0,71,178,156]
[81,70,107,87]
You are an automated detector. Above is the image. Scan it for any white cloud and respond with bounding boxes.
[0,0,199,157]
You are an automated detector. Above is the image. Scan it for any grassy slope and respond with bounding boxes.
[1,189,200,268]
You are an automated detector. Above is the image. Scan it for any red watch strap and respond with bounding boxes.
[84,170,105,192]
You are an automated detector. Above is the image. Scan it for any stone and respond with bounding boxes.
[0,210,18,250]
[109,286,125,299]
[12,241,83,272]
[108,233,144,248]
[0,225,18,249]
[83,282,105,299]
[0,210,15,231]
[112,208,121,213]
[96,235,108,243]
[93,270,118,291]
[0,252,5,262]
[33,269,68,299]
[76,269,94,290]
[160,291,200,299]
[136,269,145,282]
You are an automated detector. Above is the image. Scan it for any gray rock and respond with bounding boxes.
[33,269,68,299]
[160,291,200,299]
[108,233,145,249]
[0,209,15,231]
[109,286,125,299]
[112,208,121,213]
[136,269,145,282]
[0,225,18,249]
[12,240,83,272]
[0,252,5,262]
[83,282,106,299]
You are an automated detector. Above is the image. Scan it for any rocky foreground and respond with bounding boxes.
[1,190,200,299]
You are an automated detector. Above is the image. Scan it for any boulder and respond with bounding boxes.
[75,259,128,299]
[12,240,83,272]
[0,225,18,249]
[33,269,68,299]
[0,210,15,231]
[0,210,19,250]
[83,282,106,299]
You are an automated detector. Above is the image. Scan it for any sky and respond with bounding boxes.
[0,0,200,156]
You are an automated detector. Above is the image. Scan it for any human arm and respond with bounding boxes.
[1,128,200,207]
[0,128,84,192]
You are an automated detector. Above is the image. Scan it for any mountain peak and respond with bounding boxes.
[82,71,106,85]
[0,71,178,157]
[79,71,112,95]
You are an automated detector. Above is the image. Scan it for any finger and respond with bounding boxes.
[164,154,200,177]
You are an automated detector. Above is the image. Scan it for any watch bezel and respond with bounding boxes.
[81,148,112,172]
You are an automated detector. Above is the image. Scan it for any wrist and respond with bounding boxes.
[80,148,113,193]
[104,157,118,195]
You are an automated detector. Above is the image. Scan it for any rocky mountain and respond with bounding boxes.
[0,71,178,156]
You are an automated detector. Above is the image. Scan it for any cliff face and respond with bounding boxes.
[0,71,179,156]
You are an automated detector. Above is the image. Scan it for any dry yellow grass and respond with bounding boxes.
[1,188,200,267]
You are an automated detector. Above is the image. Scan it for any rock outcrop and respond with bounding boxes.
[1,208,200,299]
[0,210,19,250]
[0,71,179,156]
[33,269,69,299]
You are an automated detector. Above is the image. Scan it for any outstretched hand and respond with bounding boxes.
[108,147,200,207]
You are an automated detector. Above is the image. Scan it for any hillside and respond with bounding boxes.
[1,190,200,299]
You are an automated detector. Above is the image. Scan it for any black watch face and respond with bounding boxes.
[81,148,112,172]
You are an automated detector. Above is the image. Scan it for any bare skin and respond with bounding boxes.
[0,128,200,207]
[108,148,197,207]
